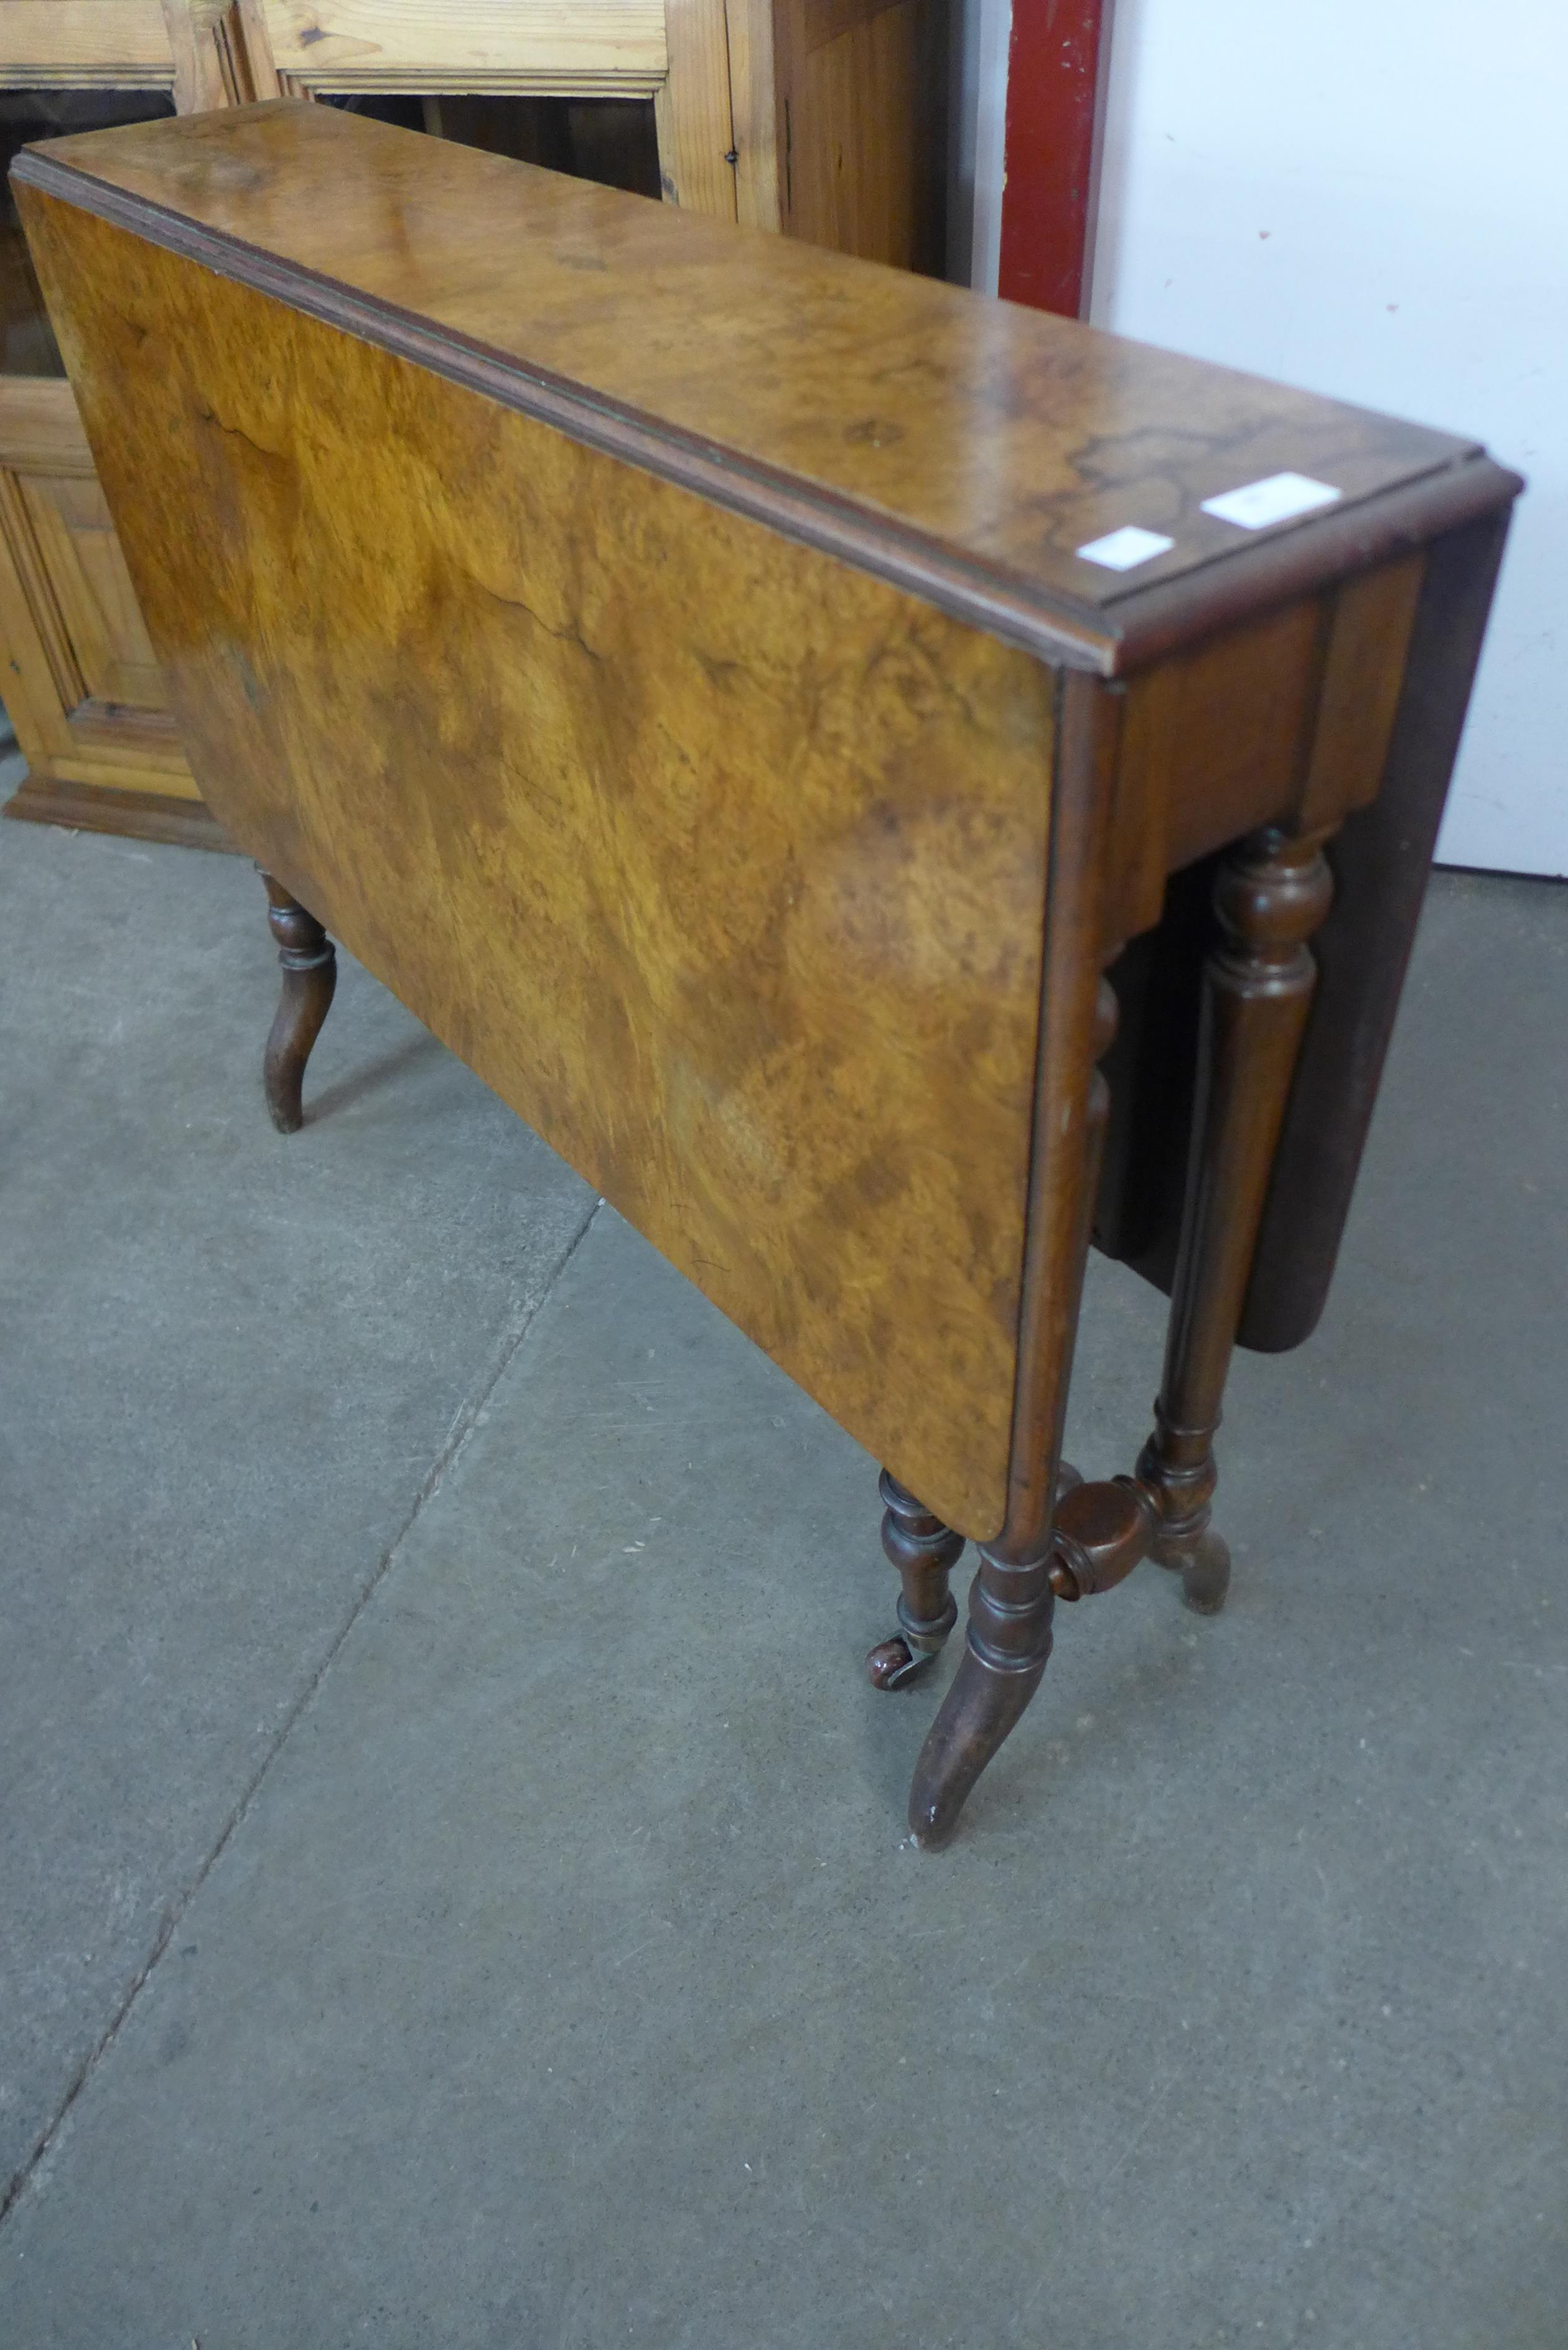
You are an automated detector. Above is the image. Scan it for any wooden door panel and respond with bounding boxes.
[0,1,175,83]
[18,467,166,706]
[775,0,947,272]
[0,375,197,793]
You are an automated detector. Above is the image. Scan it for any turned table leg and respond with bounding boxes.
[902,823,1337,1847]
[261,869,337,1135]
[1137,825,1337,1612]
[866,1461,1087,1691]
[866,1472,964,1688]
[907,978,1119,1848]
[866,1461,1085,1692]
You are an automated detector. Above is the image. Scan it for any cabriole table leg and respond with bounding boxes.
[260,868,337,1135]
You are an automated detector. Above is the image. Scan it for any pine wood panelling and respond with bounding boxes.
[0,375,197,796]
[159,0,279,109]
[653,0,735,217]
[724,0,780,228]
[258,1,668,93]
[0,1,175,82]
[774,0,946,271]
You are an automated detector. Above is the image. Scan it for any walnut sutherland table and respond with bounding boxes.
[16,103,1519,1847]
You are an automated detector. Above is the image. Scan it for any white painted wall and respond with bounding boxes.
[950,0,1011,294]
[1091,0,1568,875]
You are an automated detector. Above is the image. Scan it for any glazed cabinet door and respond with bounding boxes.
[250,1,759,222]
[0,24,214,839]
[0,2,175,87]
[254,2,670,95]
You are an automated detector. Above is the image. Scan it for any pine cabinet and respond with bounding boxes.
[0,0,946,846]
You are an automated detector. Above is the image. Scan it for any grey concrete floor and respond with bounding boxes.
[1,808,1565,2347]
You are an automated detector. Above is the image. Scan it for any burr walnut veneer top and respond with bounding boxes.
[12,100,1503,675]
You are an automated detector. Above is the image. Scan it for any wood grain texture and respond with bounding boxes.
[1297,556,1424,830]
[725,0,780,229]
[3,768,229,841]
[775,0,946,273]
[17,465,166,706]
[0,372,197,798]
[161,0,272,110]
[653,0,737,218]
[0,378,93,477]
[1118,599,1325,877]
[0,1,175,80]
[802,0,906,52]
[231,0,281,96]
[160,0,223,108]
[13,104,1509,680]
[1115,556,1424,877]
[26,185,1055,1537]
[258,0,668,93]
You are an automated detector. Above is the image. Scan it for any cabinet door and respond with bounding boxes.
[772,0,948,272]
[251,2,756,227]
[0,378,198,800]
[0,62,215,841]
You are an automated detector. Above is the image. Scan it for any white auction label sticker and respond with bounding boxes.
[1075,524,1175,572]
[1200,472,1342,530]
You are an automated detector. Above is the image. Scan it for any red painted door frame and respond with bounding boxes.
[997,0,1116,319]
